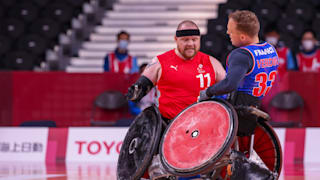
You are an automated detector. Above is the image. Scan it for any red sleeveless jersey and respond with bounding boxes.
[109,52,133,74]
[276,47,289,75]
[156,49,216,119]
[296,49,320,72]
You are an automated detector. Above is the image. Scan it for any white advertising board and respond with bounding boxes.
[0,128,48,161]
[66,127,128,162]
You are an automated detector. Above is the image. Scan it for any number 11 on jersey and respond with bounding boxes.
[196,73,211,88]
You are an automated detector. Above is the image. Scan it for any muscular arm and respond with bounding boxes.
[209,56,226,82]
[206,49,253,96]
[142,57,162,85]
[127,57,161,102]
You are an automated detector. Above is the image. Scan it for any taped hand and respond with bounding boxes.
[126,84,143,102]
[197,89,211,102]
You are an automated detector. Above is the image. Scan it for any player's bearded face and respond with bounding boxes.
[176,36,200,59]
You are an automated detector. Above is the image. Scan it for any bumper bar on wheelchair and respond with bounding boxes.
[246,106,271,121]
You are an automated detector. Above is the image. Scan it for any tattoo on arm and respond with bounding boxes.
[146,61,158,69]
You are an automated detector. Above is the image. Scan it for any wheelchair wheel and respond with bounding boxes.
[117,106,163,180]
[218,120,282,179]
[160,99,238,177]
[237,119,283,175]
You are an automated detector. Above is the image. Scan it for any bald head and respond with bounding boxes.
[175,20,201,60]
[177,20,199,30]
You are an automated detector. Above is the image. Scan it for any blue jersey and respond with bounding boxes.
[229,42,279,99]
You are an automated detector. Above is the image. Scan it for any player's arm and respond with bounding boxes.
[209,56,226,82]
[206,49,252,96]
[198,49,252,101]
[141,57,162,84]
[127,57,161,102]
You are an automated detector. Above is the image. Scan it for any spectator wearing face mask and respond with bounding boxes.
[264,26,297,76]
[103,31,139,73]
[296,29,320,72]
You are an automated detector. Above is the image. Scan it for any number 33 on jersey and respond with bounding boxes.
[237,42,279,99]
[253,71,277,97]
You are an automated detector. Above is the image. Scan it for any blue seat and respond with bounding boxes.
[20,120,57,127]
[17,34,47,55]
[285,2,314,23]
[9,3,39,22]
[4,51,36,70]
[277,18,304,38]
[200,35,224,58]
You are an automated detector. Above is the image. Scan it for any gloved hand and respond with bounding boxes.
[126,75,154,103]
[126,84,143,102]
[198,89,211,102]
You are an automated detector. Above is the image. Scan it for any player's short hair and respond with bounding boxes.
[229,10,260,38]
[301,29,317,39]
[117,30,130,41]
[177,20,199,30]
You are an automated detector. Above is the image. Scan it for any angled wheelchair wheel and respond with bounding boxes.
[117,106,162,180]
[219,119,283,179]
[237,120,283,175]
[160,99,238,177]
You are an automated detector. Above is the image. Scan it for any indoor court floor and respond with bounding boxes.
[0,162,319,180]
